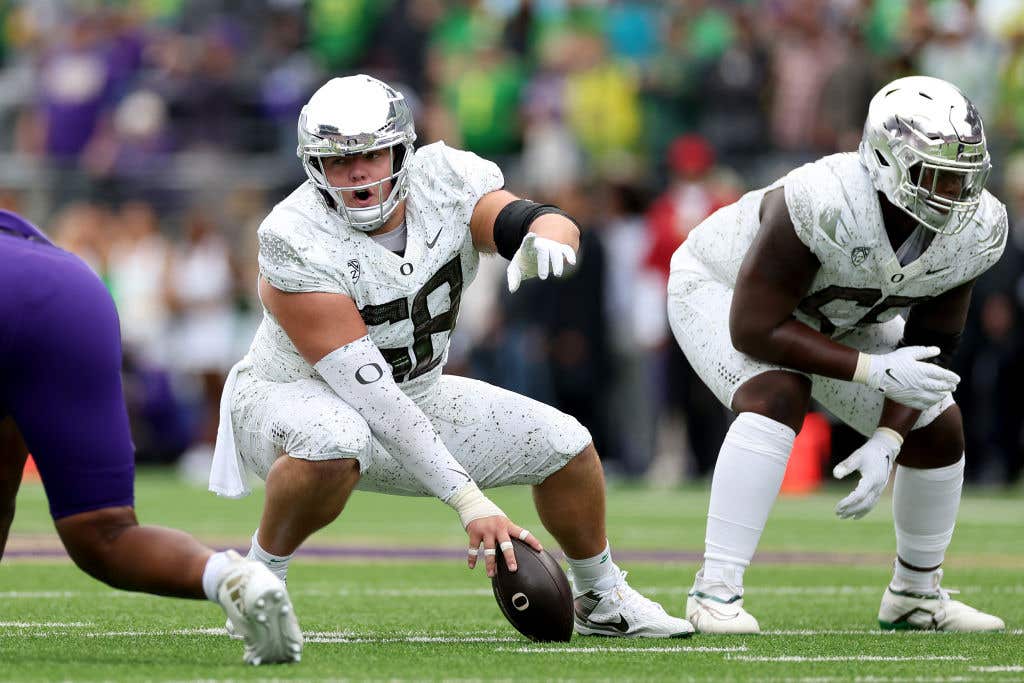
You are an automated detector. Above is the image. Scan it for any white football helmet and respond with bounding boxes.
[297,75,416,232]
[859,75,990,235]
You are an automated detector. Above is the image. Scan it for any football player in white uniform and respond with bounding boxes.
[209,75,692,638]
[668,76,1006,633]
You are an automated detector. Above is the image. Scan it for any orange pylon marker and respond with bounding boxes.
[781,412,831,495]
[22,454,40,482]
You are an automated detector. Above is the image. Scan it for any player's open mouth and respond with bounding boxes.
[354,189,372,201]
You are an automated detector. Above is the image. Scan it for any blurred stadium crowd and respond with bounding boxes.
[2,0,1022,487]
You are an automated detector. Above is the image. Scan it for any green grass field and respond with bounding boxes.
[2,469,1022,681]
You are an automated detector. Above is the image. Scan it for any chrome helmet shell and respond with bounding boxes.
[297,75,416,232]
[859,75,990,235]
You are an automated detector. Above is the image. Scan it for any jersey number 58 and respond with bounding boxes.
[358,255,463,382]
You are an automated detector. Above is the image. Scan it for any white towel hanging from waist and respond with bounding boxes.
[209,356,252,498]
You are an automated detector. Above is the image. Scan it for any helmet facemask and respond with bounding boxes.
[860,76,991,236]
[297,75,417,233]
[887,125,990,235]
[303,141,413,232]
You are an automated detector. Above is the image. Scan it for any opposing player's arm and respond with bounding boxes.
[729,187,859,379]
[469,189,580,292]
[258,278,540,572]
[0,415,29,557]
[876,278,976,437]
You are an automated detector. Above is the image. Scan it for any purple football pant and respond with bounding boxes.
[0,233,135,519]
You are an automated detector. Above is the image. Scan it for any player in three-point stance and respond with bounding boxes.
[210,74,692,638]
[0,210,302,665]
[668,76,1006,633]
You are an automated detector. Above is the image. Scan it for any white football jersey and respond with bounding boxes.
[673,153,1007,336]
[247,141,504,398]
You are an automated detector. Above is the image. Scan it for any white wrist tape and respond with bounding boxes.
[853,352,872,384]
[314,336,473,502]
[873,426,905,447]
[448,482,504,529]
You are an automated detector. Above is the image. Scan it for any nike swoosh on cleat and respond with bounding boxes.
[425,227,443,249]
[578,614,631,633]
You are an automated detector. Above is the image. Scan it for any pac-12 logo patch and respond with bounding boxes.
[851,247,871,266]
[348,259,361,283]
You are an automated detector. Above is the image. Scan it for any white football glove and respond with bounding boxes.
[506,233,577,293]
[853,346,960,411]
[833,427,903,519]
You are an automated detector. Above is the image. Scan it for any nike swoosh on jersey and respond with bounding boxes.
[924,266,951,275]
[425,227,444,248]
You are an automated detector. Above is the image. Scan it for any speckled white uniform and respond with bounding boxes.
[668,153,1007,435]
[227,142,589,494]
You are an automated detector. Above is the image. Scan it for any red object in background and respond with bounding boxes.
[22,454,40,482]
[781,412,831,495]
[644,187,730,280]
[668,135,716,176]
[643,134,737,280]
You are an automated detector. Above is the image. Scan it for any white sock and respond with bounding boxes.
[248,529,293,583]
[891,456,964,592]
[702,412,796,588]
[201,551,233,602]
[566,541,619,593]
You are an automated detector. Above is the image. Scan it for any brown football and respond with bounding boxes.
[491,538,574,642]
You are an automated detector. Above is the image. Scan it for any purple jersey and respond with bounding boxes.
[0,213,134,518]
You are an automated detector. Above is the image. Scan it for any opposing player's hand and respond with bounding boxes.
[466,516,544,578]
[855,346,960,411]
[833,427,903,519]
[506,233,577,293]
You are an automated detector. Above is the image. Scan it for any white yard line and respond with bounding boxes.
[969,666,1024,672]
[0,621,92,627]
[0,590,143,599]
[306,634,521,644]
[500,646,750,654]
[83,628,226,638]
[728,655,970,663]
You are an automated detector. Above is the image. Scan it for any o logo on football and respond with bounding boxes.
[355,362,384,385]
[511,592,530,611]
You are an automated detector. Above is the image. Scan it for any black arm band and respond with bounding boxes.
[899,319,963,370]
[493,199,578,261]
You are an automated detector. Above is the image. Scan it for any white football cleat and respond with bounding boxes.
[571,569,694,638]
[686,569,760,635]
[878,570,1005,632]
[217,551,303,664]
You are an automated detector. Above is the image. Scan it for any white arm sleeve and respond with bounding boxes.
[313,336,475,503]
